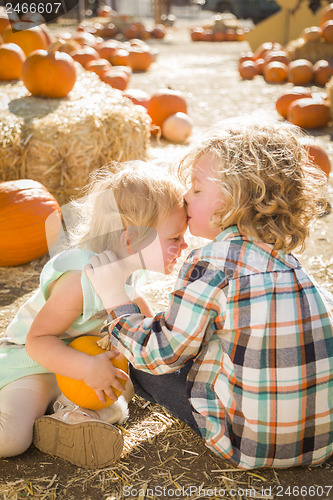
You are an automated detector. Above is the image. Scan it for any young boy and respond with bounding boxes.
[86,121,333,470]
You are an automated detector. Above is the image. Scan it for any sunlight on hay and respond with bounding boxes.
[0,66,151,204]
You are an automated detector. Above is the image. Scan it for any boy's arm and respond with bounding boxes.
[133,294,155,317]
[88,255,223,374]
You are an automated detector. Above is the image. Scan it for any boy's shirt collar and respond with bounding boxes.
[199,225,301,274]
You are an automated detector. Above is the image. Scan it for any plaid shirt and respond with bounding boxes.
[105,225,333,469]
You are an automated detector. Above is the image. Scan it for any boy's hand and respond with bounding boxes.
[83,350,129,404]
[85,250,132,311]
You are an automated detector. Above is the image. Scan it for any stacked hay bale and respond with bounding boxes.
[207,13,242,33]
[0,67,151,204]
[287,37,333,64]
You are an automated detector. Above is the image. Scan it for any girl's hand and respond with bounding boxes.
[83,350,129,404]
[85,250,133,311]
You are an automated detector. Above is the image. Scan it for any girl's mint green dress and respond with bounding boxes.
[0,249,108,390]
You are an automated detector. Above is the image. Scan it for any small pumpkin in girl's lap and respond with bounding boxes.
[56,335,128,410]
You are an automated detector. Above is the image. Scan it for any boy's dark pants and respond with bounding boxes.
[129,359,201,436]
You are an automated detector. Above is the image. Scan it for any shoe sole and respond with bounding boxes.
[33,417,124,469]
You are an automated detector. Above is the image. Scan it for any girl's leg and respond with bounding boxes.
[0,373,60,457]
[129,359,201,436]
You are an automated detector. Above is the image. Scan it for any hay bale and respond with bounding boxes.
[286,37,333,64]
[0,66,151,204]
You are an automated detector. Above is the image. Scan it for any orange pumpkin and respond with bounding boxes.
[313,59,333,86]
[238,52,254,66]
[70,46,100,67]
[147,89,187,127]
[190,27,205,41]
[301,26,323,42]
[287,98,331,129]
[97,5,113,17]
[53,38,81,55]
[110,48,130,66]
[322,20,333,43]
[3,22,47,56]
[264,61,288,83]
[123,88,150,108]
[71,31,97,48]
[256,59,267,76]
[0,179,62,267]
[0,10,19,36]
[111,65,132,77]
[101,69,129,90]
[213,31,226,42]
[239,60,257,80]
[151,24,166,39]
[95,22,118,38]
[56,335,128,410]
[303,143,331,177]
[0,43,26,80]
[0,13,10,36]
[263,50,290,68]
[236,29,245,41]
[21,43,76,98]
[123,23,141,40]
[128,47,154,71]
[85,58,112,77]
[288,59,314,85]
[320,2,333,27]
[97,40,120,61]
[275,88,312,119]
[252,41,283,61]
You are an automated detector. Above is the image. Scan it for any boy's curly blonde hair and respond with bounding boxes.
[179,120,327,253]
[68,161,184,253]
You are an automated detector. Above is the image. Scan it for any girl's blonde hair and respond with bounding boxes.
[179,120,327,253]
[68,161,184,253]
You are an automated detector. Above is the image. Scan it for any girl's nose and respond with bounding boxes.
[183,190,190,204]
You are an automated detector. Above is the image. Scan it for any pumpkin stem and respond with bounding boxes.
[97,334,112,350]
[48,38,66,54]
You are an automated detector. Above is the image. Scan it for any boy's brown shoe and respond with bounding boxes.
[33,414,123,469]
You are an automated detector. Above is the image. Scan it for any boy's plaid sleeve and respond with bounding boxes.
[105,257,224,374]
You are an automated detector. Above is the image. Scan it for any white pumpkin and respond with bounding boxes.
[161,112,192,143]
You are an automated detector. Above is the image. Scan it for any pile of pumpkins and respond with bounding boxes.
[0,11,157,97]
[0,11,192,143]
[238,2,333,88]
[190,13,246,42]
[239,42,333,88]
[93,6,166,41]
